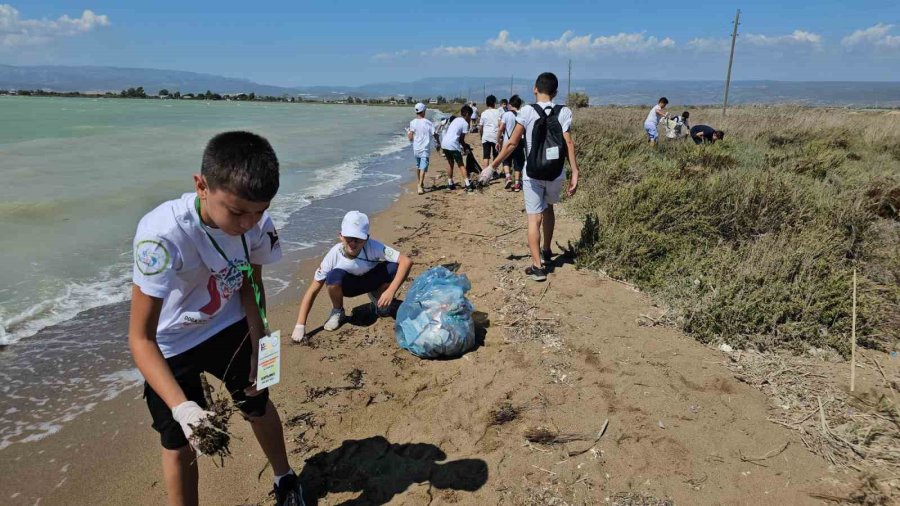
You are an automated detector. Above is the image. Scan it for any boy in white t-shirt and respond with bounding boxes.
[439,104,474,191]
[497,94,525,191]
[644,97,669,145]
[292,211,413,340]
[491,73,580,282]
[129,131,305,505]
[470,102,479,131]
[407,102,435,195]
[478,95,502,177]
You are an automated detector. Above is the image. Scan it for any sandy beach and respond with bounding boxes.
[2,128,894,505]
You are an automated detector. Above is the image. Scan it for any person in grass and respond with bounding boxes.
[644,97,669,145]
[491,73,579,282]
[291,211,412,341]
[497,94,525,191]
[407,102,434,195]
[690,124,725,144]
[439,104,474,191]
[129,131,305,506]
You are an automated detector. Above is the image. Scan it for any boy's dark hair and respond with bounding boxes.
[460,104,473,117]
[715,130,726,139]
[201,131,280,202]
[535,72,559,96]
[500,98,508,105]
[509,94,523,109]
[681,111,690,119]
[658,97,669,105]
[486,95,497,107]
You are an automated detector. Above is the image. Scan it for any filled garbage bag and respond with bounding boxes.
[395,266,476,358]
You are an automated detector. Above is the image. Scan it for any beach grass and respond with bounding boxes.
[570,106,899,356]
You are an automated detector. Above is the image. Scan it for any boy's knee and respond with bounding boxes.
[385,262,399,279]
[237,394,269,419]
[325,269,349,287]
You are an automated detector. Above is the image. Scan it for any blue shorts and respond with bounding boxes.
[415,156,429,172]
[325,262,399,297]
[645,124,658,141]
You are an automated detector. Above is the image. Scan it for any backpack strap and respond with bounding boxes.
[531,103,548,119]
[551,104,564,116]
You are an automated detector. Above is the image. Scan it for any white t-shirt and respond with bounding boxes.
[440,117,469,152]
[645,105,664,127]
[408,117,434,156]
[500,110,517,142]
[515,102,573,182]
[132,193,282,358]
[314,240,401,281]
[471,105,478,119]
[479,108,502,144]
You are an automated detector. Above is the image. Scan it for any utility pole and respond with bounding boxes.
[722,9,740,117]
[510,75,514,97]
[567,59,572,101]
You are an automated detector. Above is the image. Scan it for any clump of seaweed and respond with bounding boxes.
[194,374,235,465]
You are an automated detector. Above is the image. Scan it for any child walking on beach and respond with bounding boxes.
[491,73,579,282]
[291,211,412,341]
[128,131,305,506]
[407,102,434,195]
[644,97,669,144]
[479,95,502,178]
[440,105,474,191]
[498,94,525,191]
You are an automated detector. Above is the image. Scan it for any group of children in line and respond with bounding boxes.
[644,96,726,145]
[127,71,578,506]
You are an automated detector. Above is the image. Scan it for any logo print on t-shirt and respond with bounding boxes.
[195,261,245,317]
[267,230,279,251]
[135,240,170,275]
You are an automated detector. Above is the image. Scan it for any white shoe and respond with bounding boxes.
[368,293,392,317]
[323,308,344,331]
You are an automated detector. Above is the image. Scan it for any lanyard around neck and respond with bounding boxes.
[194,196,269,331]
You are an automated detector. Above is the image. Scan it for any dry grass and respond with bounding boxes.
[523,427,587,445]
[571,105,899,356]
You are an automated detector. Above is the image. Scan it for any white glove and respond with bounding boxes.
[172,401,214,450]
[291,324,306,343]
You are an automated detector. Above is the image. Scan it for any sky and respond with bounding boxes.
[1,1,898,86]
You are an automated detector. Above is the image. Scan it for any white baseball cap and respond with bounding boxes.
[414,102,426,113]
[341,211,369,240]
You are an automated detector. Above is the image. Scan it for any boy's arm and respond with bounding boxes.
[563,130,579,196]
[128,285,187,408]
[240,264,267,395]
[406,129,414,141]
[491,123,525,169]
[294,279,324,328]
[377,253,413,308]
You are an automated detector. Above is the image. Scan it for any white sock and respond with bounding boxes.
[448,178,453,186]
[464,178,471,186]
[274,469,295,486]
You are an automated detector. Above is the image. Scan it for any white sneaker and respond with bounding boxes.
[323,308,344,331]
[368,293,391,317]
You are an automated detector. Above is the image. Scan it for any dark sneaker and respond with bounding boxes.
[540,249,553,267]
[525,265,547,282]
[504,179,513,190]
[513,182,522,192]
[447,182,457,191]
[272,473,306,506]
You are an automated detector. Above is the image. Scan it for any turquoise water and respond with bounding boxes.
[0,96,413,344]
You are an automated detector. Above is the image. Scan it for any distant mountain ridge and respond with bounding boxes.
[2,65,898,107]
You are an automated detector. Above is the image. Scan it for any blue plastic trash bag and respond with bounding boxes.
[395,266,476,358]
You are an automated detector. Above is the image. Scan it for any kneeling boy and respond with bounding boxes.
[292,211,412,341]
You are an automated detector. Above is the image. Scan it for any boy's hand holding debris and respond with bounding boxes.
[172,400,215,451]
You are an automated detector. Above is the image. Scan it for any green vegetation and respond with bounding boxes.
[567,92,589,109]
[571,106,899,355]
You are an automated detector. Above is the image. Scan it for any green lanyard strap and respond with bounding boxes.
[195,196,269,331]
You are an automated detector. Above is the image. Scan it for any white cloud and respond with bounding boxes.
[0,4,110,48]
[842,23,899,48]
[687,37,727,52]
[373,50,409,60]
[423,45,479,57]
[486,29,675,54]
[744,30,823,46]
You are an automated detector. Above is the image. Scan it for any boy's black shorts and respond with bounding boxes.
[143,318,269,450]
[482,141,498,159]
[502,144,526,171]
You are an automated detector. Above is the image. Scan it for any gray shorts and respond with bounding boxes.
[523,178,563,214]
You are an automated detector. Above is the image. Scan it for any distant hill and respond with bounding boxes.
[1,65,898,107]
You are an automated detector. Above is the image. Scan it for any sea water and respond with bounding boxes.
[0,96,419,448]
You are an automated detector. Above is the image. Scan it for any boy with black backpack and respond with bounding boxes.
[491,72,579,282]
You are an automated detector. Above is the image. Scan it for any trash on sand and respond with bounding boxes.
[395,266,476,358]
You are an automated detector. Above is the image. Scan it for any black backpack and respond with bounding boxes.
[525,104,567,181]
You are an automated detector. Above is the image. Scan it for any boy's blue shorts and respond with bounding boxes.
[415,156,429,172]
[645,124,658,141]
